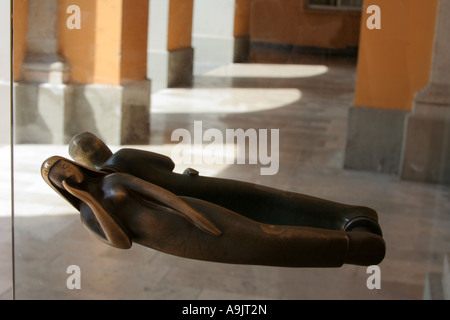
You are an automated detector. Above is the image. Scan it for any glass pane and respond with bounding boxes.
[0,1,12,300]
[9,0,450,304]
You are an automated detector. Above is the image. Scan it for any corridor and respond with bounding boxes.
[3,57,450,300]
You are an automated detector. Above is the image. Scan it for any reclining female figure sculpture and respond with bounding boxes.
[41,132,386,268]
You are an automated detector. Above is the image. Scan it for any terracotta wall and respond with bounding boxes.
[249,0,362,49]
[58,0,96,84]
[353,0,439,111]
[93,0,123,85]
[121,0,149,82]
[13,0,28,82]
[168,0,194,51]
[234,0,251,37]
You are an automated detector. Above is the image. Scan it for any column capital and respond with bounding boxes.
[415,83,450,109]
[22,53,70,84]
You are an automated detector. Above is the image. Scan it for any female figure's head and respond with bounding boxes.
[42,157,85,190]
[42,156,108,210]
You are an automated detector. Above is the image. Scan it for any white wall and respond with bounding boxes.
[192,0,236,74]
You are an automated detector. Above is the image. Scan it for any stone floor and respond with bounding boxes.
[1,55,450,300]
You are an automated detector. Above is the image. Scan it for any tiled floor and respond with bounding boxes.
[2,54,450,300]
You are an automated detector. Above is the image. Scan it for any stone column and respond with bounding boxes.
[15,0,151,145]
[65,0,151,145]
[147,0,194,92]
[401,0,450,185]
[344,1,438,177]
[14,0,71,144]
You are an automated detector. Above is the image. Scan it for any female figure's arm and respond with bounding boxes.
[62,172,221,249]
[63,180,133,249]
[103,173,221,236]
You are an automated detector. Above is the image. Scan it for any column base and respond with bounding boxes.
[67,80,151,145]
[148,47,194,92]
[344,106,408,175]
[234,35,250,63]
[121,80,152,145]
[14,82,70,144]
[401,86,450,185]
[14,80,151,146]
[168,47,194,88]
[21,54,70,84]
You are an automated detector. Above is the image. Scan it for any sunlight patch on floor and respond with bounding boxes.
[203,63,328,78]
[151,88,302,114]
